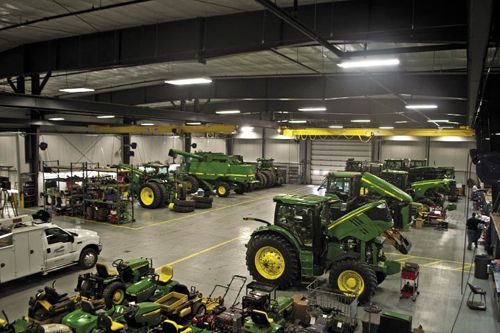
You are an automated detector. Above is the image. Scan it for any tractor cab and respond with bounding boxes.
[380,169,409,190]
[319,171,361,202]
[384,159,410,171]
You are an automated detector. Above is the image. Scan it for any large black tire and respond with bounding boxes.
[193,196,213,204]
[184,176,199,194]
[195,202,212,209]
[173,205,195,213]
[215,182,230,197]
[328,260,377,303]
[79,247,98,269]
[246,233,300,289]
[157,183,168,207]
[103,281,127,308]
[262,170,275,187]
[376,271,387,285]
[234,183,246,195]
[138,183,162,209]
[173,199,196,208]
[255,172,267,189]
[191,302,206,317]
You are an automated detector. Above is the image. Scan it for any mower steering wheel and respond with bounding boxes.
[112,259,124,268]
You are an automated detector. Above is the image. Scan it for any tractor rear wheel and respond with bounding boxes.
[103,281,127,308]
[255,172,267,189]
[193,196,213,204]
[139,183,162,209]
[184,176,199,194]
[376,271,387,285]
[246,233,300,289]
[329,260,377,303]
[216,182,230,197]
[234,183,246,195]
[157,183,168,207]
[173,199,196,208]
[262,170,275,187]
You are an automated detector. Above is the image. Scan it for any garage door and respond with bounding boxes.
[311,140,371,184]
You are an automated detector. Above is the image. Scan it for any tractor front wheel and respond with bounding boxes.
[329,260,377,303]
[103,281,127,308]
[184,176,199,194]
[216,182,230,197]
[246,233,299,289]
[139,183,162,209]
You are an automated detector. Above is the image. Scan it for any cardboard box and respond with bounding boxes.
[292,294,309,322]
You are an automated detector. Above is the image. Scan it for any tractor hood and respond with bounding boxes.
[361,172,412,203]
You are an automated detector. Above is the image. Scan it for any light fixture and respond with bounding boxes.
[494,133,500,136]
[277,120,289,123]
[240,126,254,133]
[298,107,326,112]
[337,58,399,68]
[395,120,408,124]
[328,125,343,129]
[427,119,449,123]
[140,123,155,126]
[351,119,371,123]
[405,104,438,109]
[447,113,463,117]
[379,126,394,129]
[48,117,64,121]
[216,110,240,114]
[164,78,212,85]
[438,126,454,129]
[97,115,115,119]
[186,122,202,125]
[289,120,307,124]
[58,88,95,93]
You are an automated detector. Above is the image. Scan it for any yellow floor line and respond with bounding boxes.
[394,256,417,262]
[386,252,471,265]
[420,260,443,267]
[165,236,245,266]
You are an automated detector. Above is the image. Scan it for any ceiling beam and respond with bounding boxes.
[88,73,467,106]
[0,92,276,128]
[282,127,475,137]
[0,0,469,79]
[467,0,494,125]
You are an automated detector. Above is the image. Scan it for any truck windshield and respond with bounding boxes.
[276,204,314,246]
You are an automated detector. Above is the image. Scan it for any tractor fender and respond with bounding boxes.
[247,225,303,252]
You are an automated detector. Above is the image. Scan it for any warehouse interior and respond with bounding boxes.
[0,1,499,333]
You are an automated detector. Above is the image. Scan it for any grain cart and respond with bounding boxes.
[320,171,413,230]
[168,149,256,197]
[245,194,411,302]
[255,158,285,188]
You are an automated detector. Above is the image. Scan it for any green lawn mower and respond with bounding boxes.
[245,194,411,302]
[76,258,154,308]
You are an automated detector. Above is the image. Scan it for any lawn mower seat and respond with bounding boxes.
[81,300,97,315]
[250,310,273,328]
[158,265,173,284]
[96,263,117,278]
[97,312,125,332]
[162,320,192,333]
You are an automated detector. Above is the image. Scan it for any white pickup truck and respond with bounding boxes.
[0,215,102,284]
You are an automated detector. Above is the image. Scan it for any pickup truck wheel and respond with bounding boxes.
[79,248,98,269]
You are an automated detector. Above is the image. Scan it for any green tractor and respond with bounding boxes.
[62,300,162,333]
[320,171,413,230]
[245,194,411,302]
[169,149,257,197]
[345,158,383,175]
[255,158,285,189]
[75,258,154,308]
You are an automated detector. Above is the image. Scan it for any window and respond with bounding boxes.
[45,228,72,244]
[328,178,351,196]
[276,204,314,246]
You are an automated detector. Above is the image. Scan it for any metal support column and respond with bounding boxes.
[226,137,234,155]
[300,139,312,184]
[184,133,192,153]
[371,137,381,162]
[15,132,22,192]
[261,128,266,158]
[425,137,431,165]
[122,134,131,164]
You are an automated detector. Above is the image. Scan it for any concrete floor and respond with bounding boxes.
[1,184,499,333]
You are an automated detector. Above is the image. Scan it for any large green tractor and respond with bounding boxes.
[245,194,411,302]
[320,171,413,230]
[255,158,285,189]
[169,149,256,197]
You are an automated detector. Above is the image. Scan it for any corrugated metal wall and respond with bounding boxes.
[311,140,371,184]
[234,139,263,161]
[130,135,184,164]
[429,140,476,186]
[380,139,427,160]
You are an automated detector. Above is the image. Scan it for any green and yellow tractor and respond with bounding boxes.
[169,149,257,197]
[245,194,411,302]
[255,158,285,189]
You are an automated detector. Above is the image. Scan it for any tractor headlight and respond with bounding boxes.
[377,202,387,209]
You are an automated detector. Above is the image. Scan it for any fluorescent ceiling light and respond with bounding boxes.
[289,120,307,124]
[494,133,500,136]
[140,123,155,126]
[395,120,408,124]
[405,104,438,109]
[427,119,449,123]
[58,88,95,93]
[164,78,212,85]
[447,113,463,117]
[298,107,326,112]
[240,126,254,133]
[277,120,288,123]
[216,110,240,114]
[186,122,202,125]
[97,115,115,119]
[379,126,394,129]
[328,125,343,129]
[338,58,399,68]
[438,126,454,129]
[48,117,64,121]
[351,119,371,123]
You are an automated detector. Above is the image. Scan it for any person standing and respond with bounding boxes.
[466,213,481,250]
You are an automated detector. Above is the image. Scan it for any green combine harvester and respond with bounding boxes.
[320,171,413,230]
[245,194,411,302]
[169,149,257,197]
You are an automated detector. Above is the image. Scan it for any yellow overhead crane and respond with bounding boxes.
[92,124,236,135]
[281,127,475,137]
